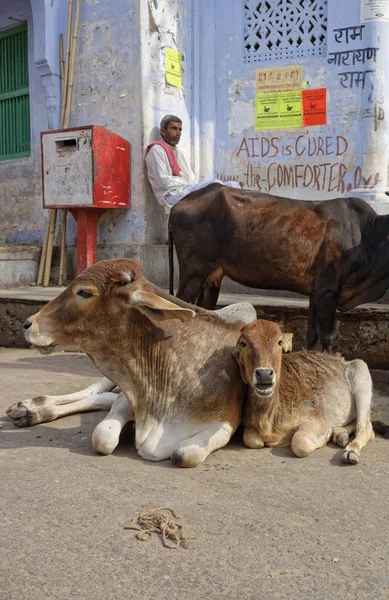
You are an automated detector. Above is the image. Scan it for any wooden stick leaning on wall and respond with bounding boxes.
[36,31,64,287]
[63,0,80,128]
[37,211,51,285]
[59,0,80,286]
[42,208,57,287]
[59,211,67,285]
[58,33,67,286]
[59,33,66,106]
[40,0,81,286]
[41,0,79,286]
[60,0,73,129]
[42,28,68,287]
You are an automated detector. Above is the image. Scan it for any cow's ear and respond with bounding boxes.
[128,290,196,322]
[232,349,249,384]
[280,333,293,353]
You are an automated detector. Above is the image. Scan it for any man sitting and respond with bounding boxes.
[146,114,241,213]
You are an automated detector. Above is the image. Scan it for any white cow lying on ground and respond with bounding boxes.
[233,319,387,464]
[6,259,256,467]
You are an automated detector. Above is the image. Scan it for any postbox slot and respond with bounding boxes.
[55,138,77,152]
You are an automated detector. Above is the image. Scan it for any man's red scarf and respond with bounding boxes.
[146,141,181,176]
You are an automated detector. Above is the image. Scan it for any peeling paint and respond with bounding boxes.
[228,99,255,137]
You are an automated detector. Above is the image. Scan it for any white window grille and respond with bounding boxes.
[244,0,328,63]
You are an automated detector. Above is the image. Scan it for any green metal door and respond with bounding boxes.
[0,23,30,161]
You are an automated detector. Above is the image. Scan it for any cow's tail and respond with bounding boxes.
[371,405,389,438]
[168,222,174,296]
[372,419,389,438]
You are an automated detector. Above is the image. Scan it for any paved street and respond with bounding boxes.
[1,348,389,600]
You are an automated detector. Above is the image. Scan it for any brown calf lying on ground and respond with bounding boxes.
[233,319,384,464]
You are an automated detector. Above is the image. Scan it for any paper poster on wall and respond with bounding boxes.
[255,65,303,94]
[361,0,389,21]
[278,92,303,128]
[302,88,327,126]
[165,48,182,88]
[255,93,280,129]
[255,92,302,130]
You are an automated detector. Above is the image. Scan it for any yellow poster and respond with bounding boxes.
[278,91,303,128]
[255,93,280,130]
[165,48,182,88]
[255,91,303,130]
[255,65,303,94]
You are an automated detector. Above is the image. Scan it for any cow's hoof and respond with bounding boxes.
[342,450,359,465]
[6,396,54,427]
[334,432,349,448]
[171,448,202,468]
[92,420,121,455]
[243,427,265,449]
[6,401,38,427]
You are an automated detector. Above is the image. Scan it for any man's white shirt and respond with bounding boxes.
[146,144,196,212]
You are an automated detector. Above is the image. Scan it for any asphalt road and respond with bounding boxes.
[1,348,389,600]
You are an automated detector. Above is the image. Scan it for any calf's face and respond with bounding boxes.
[23,259,195,354]
[233,320,293,397]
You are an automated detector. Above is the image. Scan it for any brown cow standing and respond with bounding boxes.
[233,319,377,464]
[169,183,389,351]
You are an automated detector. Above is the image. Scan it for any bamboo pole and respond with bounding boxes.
[41,0,80,286]
[59,34,65,82]
[59,0,80,284]
[63,0,80,128]
[60,0,73,128]
[58,210,67,286]
[38,33,65,285]
[42,209,57,287]
[37,214,51,285]
[58,32,67,286]
[39,32,65,286]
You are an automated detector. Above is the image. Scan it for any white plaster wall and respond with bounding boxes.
[0,0,194,253]
[67,0,194,247]
[140,0,194,244]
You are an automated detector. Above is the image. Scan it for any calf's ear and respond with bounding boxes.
[232,349,249,384]
[280,332,293,353]
[129,290,196,323]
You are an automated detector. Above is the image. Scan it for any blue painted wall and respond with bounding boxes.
[1,0,388,259]
[209,0,389,208]
[0,0,50,245]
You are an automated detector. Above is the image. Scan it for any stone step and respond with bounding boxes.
[0,245,41,288]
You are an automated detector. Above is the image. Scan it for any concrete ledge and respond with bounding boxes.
[250,301,389,370]
[1,287,389,369]
[3,242,389,304]
[8,243,303,297]
[0,245,41,288]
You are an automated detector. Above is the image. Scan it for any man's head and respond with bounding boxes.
[160,114,182,146]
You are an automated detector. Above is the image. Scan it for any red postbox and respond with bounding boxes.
[41,125,130,273]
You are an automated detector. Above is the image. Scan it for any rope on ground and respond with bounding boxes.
[123,507,188,549]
